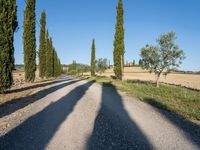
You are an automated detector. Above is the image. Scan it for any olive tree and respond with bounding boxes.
[141,32,185,87]
[96,58,108,74]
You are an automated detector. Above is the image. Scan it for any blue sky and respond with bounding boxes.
[15,0,200,71]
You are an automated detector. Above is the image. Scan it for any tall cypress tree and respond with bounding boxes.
[9,0,18,71]
[49,38,54,77]
[23,0,36,82]
[0,0,18,91]
[90,39,96,76]
[45,31,51,78]
[52,47,55,77]
[58,59,62,75]
[38,11,46,79]
[53,49,59,77]
[113,0,125,80]
[44,30,61,78]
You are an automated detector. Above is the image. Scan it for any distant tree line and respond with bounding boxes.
[67,61,90,76]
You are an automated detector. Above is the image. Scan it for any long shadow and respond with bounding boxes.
[4,77,72,94]
[0,80,94,150]
[0,78,79,118]
[145,98,200,148]
[87,83,153,150]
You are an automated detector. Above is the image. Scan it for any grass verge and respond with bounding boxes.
[88,76,200,121]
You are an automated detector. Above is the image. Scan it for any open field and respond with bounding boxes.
[98,67,200,90]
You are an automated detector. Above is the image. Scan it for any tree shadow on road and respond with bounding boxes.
[0,79,78,118]
[4,78,72,94]
[0,80,94,150]
[144,98,200,148]
[86,83,153,150]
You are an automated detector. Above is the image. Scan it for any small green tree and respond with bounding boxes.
[23,0,36,82]
[141,32,185,87]
[90,39,96,76]
[113,0,125,80]
[38,11,46,78]
[96,58,108,74]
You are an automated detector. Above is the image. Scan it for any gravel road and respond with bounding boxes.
[0,76,199,150]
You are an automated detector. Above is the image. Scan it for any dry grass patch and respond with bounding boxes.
[101,67,200,90]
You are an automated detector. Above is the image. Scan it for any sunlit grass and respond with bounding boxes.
[88,76,200,121]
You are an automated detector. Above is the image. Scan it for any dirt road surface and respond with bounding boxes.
[0,77,199,150]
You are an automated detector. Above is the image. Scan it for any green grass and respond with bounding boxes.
[88,76,200,121]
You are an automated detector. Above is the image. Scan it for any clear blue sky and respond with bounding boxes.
[15,0,200,71]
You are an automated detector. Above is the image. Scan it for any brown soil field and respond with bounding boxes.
[101,67,200,90]
[0,69,51,105]
[12,69,40,86]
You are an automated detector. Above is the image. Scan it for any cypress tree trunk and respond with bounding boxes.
[38,11,46,79]
[0,0,18,91]
[113,0,125,80]
[23,0,36,82]
[90,39,96,76]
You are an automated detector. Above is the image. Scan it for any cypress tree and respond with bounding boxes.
[45,32,60,78]
[45,31,51,78]
[52,47,56,77]
[113,0,125,80]
[23,0,36,82]
[49,38,54,77]
[53,50,59,77]
[43,29,61,78]
[0,0,18,91]
[38,11,46,78]
[58,59,61,76]
[9,0,18,71]
[90,39,96,76]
